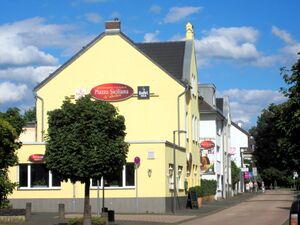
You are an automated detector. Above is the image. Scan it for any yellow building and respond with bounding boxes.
[8,20,201,213]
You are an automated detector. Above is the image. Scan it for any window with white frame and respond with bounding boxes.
[194,117,198,142]
[169,164,174,190]
[198,119,200,142]
[18,164,60,188]
[192,115,195,141]
[178,166,183,189]
[91,163,135,188]
[185,112,189,139]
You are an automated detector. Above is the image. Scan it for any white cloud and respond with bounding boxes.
[195,26,300,68]
[272,26,300,59]
[218,89,286,126]
[149,5,161,14]
[164,6,202,23]
[0,18,61,66]
[85,13,102,24]
[144,30,160,42]
[0,82,28,103]
[0,17,94,61]
[272,26,295,45]
[0,66,59,84]
[196,27,260,62]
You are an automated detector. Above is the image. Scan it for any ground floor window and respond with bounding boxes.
[91,163,135,188]
[18,164,61,188]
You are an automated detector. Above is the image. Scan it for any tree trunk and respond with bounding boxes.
[83,180,91,225]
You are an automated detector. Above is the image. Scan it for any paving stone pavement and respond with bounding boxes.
[9,190,297,225]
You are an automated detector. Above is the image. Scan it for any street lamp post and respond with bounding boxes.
[173,130,186,214]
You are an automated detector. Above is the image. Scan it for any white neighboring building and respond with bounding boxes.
[199,84,232,199]
[230,121,250,193]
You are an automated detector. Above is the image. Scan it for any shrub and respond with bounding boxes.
[68,217,106,225]
[188,185,204,198]
[200,179,217,196]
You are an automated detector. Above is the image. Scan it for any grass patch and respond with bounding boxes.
[0,216,25,224]
[68,216,106,225]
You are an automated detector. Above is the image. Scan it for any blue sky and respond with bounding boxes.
[0,0,299,129]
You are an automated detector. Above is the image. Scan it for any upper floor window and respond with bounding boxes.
[185,112,189,139]
[191,75,197,97]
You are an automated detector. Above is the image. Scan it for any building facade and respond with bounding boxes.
[230,122,250,193]
[8,21,201,213]
[198,84,232,199]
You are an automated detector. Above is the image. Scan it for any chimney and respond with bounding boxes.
[105,18,121,33]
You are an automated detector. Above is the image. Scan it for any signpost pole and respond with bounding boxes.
[134,156,140,214]
[97,179,100,216]
[136,166,138,213]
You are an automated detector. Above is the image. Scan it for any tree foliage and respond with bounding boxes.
[0,108,25,136]
[45,95,128,225]
[23,107,36,123]
[231,161,240,186]
[251,54,300,186]
[0,117,21,208]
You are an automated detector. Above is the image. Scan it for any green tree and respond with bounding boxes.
[0,108,25,136]
[0,118,21,208]
[278,53,300,173]
[251,54,300,186]
[23,107,36,123]
[45,95,129,225]
[231,161,240,188]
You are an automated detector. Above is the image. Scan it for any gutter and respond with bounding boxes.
[35,94,44,142]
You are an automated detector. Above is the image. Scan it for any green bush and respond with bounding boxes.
[200,179,217,196]
[188,179,217,198]
[68,217,106,225]
[188,186,204,197]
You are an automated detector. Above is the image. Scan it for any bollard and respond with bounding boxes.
[58,203,65,221]
[25,202,31,222]
[108,210,115,222]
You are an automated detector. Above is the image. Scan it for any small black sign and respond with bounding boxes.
[137,86,150,99]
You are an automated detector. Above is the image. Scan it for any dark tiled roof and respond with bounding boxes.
[136,42,186,81]
[200,100,214,111]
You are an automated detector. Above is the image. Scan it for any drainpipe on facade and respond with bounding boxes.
[35,94,44,142]
[222,120,227,199]
[177,83,190,146]
[173,83,190,213]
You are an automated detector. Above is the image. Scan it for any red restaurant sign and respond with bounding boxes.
[90,83,134,102]
[28,154,44,162]
[200,140,215,149]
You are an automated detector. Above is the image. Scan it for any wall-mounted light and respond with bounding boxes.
[148,169,152,177]
[178,167,182,177]
[169,166,174,176]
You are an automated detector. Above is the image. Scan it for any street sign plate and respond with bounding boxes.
[241,167,249,172]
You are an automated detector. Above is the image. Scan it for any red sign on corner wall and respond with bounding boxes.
[28,154,44,162]
[200,140,215,150]
[90,83,134,102]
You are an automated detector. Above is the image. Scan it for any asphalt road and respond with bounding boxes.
[180,190,294,225]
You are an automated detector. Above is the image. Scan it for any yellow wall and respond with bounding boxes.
[9,29,201,201]
[185,39,201,187]
[36,34,185,143]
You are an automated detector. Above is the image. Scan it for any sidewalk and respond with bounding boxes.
[115,192,260,225]
[21,191,270,225]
